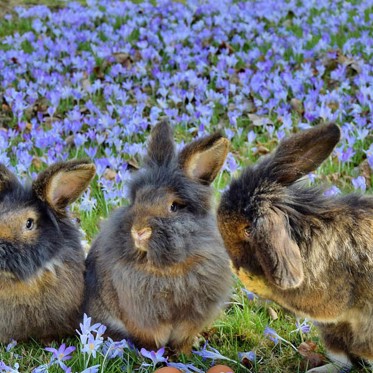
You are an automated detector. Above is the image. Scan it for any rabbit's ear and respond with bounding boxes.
[268,123,340,185]
[255,210,304,289]
[33,159,96,213]
[0,164,20,192]
[145,121,175,166]
[179,133,229,185]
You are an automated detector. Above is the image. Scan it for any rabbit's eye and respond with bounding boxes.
[243,226,251,238]
[170,202,179,213]
[26,218,34,230]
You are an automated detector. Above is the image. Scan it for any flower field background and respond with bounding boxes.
[0,0,373,372]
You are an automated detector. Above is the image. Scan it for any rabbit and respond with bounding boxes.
[84,121,233,354]
[217,123,373,373]
[0,159,96,343]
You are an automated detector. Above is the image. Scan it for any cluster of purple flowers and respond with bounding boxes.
[0,0,371,370]
[0,0,372,211]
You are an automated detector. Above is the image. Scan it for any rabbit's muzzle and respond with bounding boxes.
[131,226,152,251]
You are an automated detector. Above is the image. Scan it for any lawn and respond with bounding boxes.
[0,0,372,372]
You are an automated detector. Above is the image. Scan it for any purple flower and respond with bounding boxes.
[167,362,204,373]
[324,186,341,197]
[102,338,129,359]
[193,343,233,363]
[352,176,366,192]
[238,351,256,362]
[242,288,257,301]
[0,362,19,373]
[81,333,103,359]
[81,365,101,373]
[264,326,279,344]
[5,340,17,352]
[292,319,311,334]
[45,343,75,371]
[140,347,168,366]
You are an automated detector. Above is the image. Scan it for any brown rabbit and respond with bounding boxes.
[0,159,96,343]
[84,121,232,354]
[217,123,373,372]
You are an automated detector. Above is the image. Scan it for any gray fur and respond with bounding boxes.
[84,123,232,352]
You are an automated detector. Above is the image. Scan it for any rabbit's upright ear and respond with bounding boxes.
[255,209,304,289]
[33,159,96,213]
[145,121,175,167]
[268,123,340,185]
[179,132,229,185]
[0,164,20,192]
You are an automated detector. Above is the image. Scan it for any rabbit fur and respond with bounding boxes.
[0,159,96,343]
[84,121,233,353]
[217,123,373,372]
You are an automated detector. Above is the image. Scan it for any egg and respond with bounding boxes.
[153,367,182,373]
[206,364,235,373]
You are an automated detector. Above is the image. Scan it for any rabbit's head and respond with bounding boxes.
[121,121,229,268]
[218,123,341,290]
[0,160,96,281]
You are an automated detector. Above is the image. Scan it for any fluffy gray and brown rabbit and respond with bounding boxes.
[218,123,373,373]
[0,159,96,343]
[84,121,232,353]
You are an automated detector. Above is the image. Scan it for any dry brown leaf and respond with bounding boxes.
[254,145,270,156]
[359,159,372,185]
[112,52,132,68]
[127,158,140,171]
[248,113,273,127]
[337,53,361,74]
[103,168,117,181]
[298,341,326,369]
[32,157,43,171]
[290,98,304,115]
[267,307,278,320]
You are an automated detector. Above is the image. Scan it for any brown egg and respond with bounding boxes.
[153,367,182,373]
[206,364,235,373]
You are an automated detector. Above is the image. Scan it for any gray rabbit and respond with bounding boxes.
[0,159,96,343]
[84,122,232,353]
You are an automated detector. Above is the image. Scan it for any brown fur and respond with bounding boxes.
[84,123,232,353]
[0,159,96,343]
[218,123,373,370]
[0,209,39,243]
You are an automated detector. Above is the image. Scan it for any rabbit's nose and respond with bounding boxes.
[131,227,152,250]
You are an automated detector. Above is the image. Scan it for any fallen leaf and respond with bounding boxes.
[32,157,43,170]
[267,307,278,321]
[290,98,304,115]
[297,341,326,369]
[112,52,132,68]
[253,145,270,156]
[337,53,361,74]
[103,168,117,181]
[359,159,371,185]
[248,113,273,127]
[127,158,140,171]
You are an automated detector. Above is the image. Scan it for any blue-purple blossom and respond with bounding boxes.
[238,351,256,363]
[167,362,204,373]
[193,343,234,363]
[5,340,17,352]
[264,326,279,344]
[352,176,366,192]
[291,319,311,334]
[0,362,19,373]
[45,343,76,371]
[242,288,257,301]
[140,347,168,366]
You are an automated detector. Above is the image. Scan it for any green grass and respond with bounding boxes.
[1,0,373,372]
